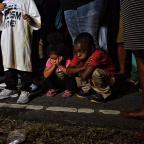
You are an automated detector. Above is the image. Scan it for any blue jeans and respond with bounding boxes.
[64,0,104,47]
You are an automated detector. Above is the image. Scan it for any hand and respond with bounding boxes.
[23,14,34,24]
[59,66,67,74]
[50,59,58,65]
[0,3,5,12]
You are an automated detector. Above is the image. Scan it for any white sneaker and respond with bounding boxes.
[0,89,19,100]
[17,91,30,104]
[0,83,6,89]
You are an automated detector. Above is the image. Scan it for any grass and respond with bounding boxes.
[0,117,143,144]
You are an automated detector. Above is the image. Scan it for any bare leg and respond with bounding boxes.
[121,50,144,118]
[118,43,126,74]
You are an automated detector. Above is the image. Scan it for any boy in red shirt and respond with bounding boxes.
[67,32,115,102]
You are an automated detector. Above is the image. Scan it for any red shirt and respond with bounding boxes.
[69,49,115,76]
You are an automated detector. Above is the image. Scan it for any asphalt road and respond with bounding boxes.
[0,83,143,131]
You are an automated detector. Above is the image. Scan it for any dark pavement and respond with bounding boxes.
[0,75,144,130]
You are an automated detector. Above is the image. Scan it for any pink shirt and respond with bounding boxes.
[46,58,71,73]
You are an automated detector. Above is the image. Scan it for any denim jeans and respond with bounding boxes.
[64,0,104,47]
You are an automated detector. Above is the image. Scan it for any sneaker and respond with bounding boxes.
[17,91,30,104]
[76,90,89,98]
[88,92,105,103]
[0,83,6,89]
[0,89,19,100]
[30,83,42,95]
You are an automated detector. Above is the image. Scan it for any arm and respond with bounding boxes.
[23,14,40,27]
[79,50,103,80]
[43,64,56,78]
[0,3,5,24]
[79,66,95,81]
[66,65,85,75]
[0,13,3,24]
[58,66,67,74]
[27,0,41,30]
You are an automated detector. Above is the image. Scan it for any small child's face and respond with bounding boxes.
[74,43,88,61]
[49,53,59,64]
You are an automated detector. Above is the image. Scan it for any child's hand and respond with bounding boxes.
[59,66,67,74]
[0,3,5,12]
[23,14,34,24]
[50,59,58,65]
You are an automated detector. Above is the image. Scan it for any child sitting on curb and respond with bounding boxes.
[43,33,77,97]
[66,32,115,102]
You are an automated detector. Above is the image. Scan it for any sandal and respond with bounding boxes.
[62,90,73,98]
[46,89,57,97]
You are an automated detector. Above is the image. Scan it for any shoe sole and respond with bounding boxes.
[10,93,19,98]
[76,94,86,99]
[90,99,103,103]
[0,93,19,99]
[0,95,10,100]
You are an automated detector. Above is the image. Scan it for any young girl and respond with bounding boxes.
[43,44,77,97]
[67,32,115,102]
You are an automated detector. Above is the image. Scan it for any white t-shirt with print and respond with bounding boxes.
[0,0,41,72]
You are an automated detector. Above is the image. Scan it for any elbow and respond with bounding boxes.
[43,72,49,78]
[43,73,47,79]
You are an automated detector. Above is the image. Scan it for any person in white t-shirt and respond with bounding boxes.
[0,0,41,103]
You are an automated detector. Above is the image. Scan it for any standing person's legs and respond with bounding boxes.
[117,43,126,74]
[121,50,144,118]
[17,71,33,104]
[117,16,126,75]
[77,0,104,47]
[5,69,18,90]
[117,44,132,77]
[117,16,132,77]
[19,71,33,92]
[0,43,4,76]
[0,69,19,99]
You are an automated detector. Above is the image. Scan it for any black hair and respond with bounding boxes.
[46,31,68,56]
[48,43,68,65]
[48,44,65,56]
[74,32,95,52]
[46,31,64,46]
